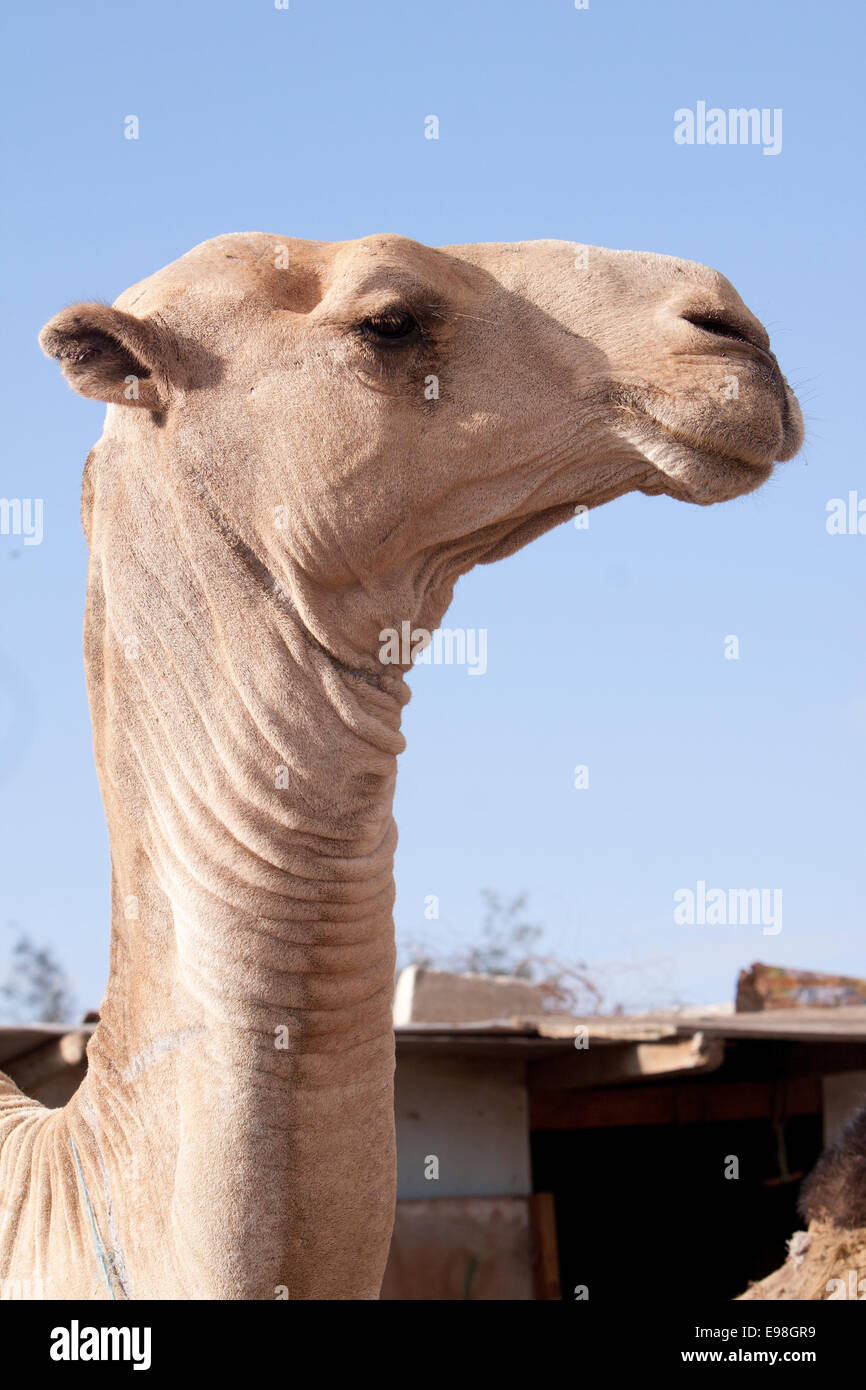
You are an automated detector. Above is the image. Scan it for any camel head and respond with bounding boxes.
[40,232,803,667]
[26,234,805,1300]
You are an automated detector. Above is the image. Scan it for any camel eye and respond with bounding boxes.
[357,308,419,343]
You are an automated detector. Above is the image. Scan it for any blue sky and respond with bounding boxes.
[1,0,863,1016]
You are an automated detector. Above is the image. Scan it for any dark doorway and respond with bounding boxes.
[531,1113,823,1300]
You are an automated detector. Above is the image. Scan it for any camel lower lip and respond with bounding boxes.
[651,428,777,477]
[614,401,782,479]
[663,451,774,503]
[693,448,773,473]
[631,433,776,504]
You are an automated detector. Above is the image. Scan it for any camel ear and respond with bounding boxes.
[39,303,173,410]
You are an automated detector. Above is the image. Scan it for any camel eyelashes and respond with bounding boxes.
[355,307,421,344]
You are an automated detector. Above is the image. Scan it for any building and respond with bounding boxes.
[4,970,866,1299]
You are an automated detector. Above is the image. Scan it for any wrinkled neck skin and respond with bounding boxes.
[78,422,421,1301]
[0,405,636,1300]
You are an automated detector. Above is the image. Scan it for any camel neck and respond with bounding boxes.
[85,546,410,1027]
[73,466,411,1295]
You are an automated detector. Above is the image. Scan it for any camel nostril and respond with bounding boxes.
[681,309,767,353]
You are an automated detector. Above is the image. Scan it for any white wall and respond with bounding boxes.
[395,1054,531,1199]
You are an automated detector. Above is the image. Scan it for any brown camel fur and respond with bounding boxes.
[0,233,802,1299]
[741,1105,866,1300]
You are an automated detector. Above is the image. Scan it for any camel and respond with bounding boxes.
[0,233,802,1299]
[740,1109,866,1300]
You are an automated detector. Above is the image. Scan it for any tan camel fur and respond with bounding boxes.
[0,233,802,1299]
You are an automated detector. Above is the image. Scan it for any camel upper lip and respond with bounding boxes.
[673,338,783,380]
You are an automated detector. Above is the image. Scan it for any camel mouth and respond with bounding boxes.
[617,417,778,505]
[609,365,803,505]
[639,445,775,505]
[614,384,803,505]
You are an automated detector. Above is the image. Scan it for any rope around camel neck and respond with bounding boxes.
[70,1136,116,1300]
